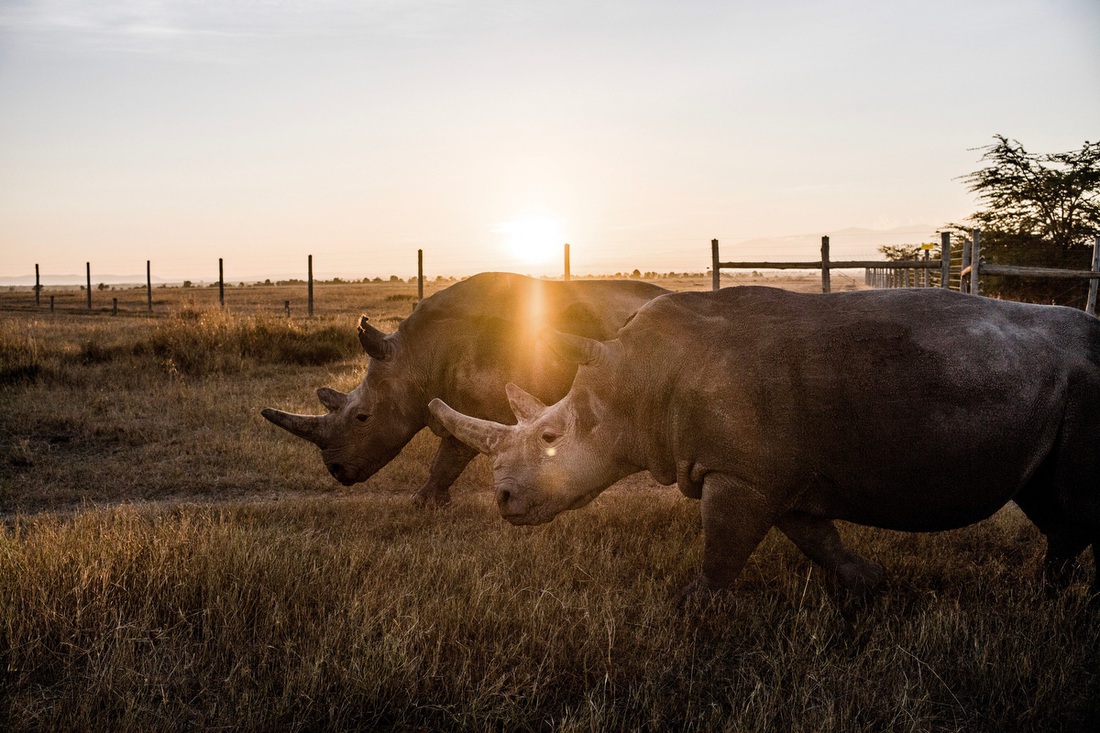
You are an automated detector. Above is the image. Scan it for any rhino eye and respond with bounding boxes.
[540,431,559,445]
[355,414,369,423]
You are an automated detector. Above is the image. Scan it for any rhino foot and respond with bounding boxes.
[674,575,739,614]
[412,486,452,507]
[834,557,885,596]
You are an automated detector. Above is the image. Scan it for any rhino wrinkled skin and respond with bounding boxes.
[430,286,1100,597]
[261,272,668,504]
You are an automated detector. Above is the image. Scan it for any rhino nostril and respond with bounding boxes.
[498,489,511,507]
[328,463,344,477]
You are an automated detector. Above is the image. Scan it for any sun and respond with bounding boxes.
[494,214,565,267]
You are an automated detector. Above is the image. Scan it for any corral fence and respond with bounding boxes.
[711,232,1100,317]
[13,234,1100,318]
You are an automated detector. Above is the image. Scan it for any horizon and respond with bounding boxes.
[0,224,942,285]
[2,2,1098,282]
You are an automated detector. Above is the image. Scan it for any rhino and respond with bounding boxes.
[429,286,1100,597]
[261,272,668,504]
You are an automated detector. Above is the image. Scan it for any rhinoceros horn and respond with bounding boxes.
[358,315,395,361]
[316,387,348,413]
[428,398,506,455]
[505,383,547,423]
[540,329,613,367]
[261,407,330,446]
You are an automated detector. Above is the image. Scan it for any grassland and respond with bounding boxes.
[1,275,1098,731]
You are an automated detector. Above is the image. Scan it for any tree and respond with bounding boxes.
[956,135,1100,306]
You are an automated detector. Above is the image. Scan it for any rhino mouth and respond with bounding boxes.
[496,479,604,525]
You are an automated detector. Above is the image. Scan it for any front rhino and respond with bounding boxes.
[428,287,1100,602]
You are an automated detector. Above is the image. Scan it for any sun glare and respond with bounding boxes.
[495,214,564,267]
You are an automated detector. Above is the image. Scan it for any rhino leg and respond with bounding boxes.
[413,435,480,506]
[1014,455,1094,592]
[682,474,782,598]
[777,513,884,595]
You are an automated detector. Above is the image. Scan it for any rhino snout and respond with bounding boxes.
[496,480,535,523]
[326,462,359,486]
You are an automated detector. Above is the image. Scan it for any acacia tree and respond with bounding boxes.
[956,135,1100,306]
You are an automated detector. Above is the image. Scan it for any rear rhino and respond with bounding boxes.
[430,287,1100,598]
[261,272,668,504]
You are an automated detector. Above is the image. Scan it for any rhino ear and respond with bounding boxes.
[428,398,506,455]
[358,315,395,361]
[540,329,612,367]
[505,383,547,423]
[316,387,348,413]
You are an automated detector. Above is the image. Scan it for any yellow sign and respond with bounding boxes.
[920,243,935,250]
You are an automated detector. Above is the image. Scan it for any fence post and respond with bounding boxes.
[971,229,981,296]
[821,236,831,293]
[564,243,571,281]
[417,249,424,301]
[961,236,971,292]
[86,262,92,309]
[285,300,291,318]
[940,232,951,289]
[1087,235,1100,317]
[112,297,118,316]
[711,239,720,291]
[146,260,152,313]
[218,258,225,307]
[35,264,40,306]
[308,254,314,318]
[50,295,55,313]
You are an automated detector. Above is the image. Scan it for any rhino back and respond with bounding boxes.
[397,273,668,424]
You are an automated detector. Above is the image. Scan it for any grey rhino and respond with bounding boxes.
[262,272,668,504]
[429,286,1100,597]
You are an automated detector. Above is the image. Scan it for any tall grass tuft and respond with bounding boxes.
[141,309,358,376]
[0,310,359,384]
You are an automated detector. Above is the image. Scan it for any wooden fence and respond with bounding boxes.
[710,234,951,294]
[711,232,1100,317]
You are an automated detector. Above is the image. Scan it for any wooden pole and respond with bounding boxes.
[940,232,951,289]
[971,229,981,296]
[86,262,91,309]
[961,236,971,292]
[219,258,225,307]
[564,243,571,281]
[711,239,720,291]
[1087,235,1100,317]
[50,295,55,313]
[112,297,118,316]
[146,260,152,312]
[35,264,40,306]
[820,236,831,293]
[308,254,314,318]
[285,300,291,318]
[417,249,424,301]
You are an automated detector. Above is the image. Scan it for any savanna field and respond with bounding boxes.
[2,275,1099,732]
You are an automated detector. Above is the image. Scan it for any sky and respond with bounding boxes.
[1,0,1098,282]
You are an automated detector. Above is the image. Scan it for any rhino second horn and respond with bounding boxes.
[540,329,612,367]
[261,408,328,445]
[428,398,505,455]
[358,315,395,361]
[317,387,348,412]
[505,383,547,423]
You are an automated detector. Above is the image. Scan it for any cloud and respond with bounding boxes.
[0,0,481,44]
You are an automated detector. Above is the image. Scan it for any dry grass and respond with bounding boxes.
[1,275,1098,731]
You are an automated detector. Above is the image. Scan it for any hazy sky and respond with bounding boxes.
[1,0,1097,281]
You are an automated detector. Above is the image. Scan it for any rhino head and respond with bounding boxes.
[262,316,424,486]
[428,331,638,524]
